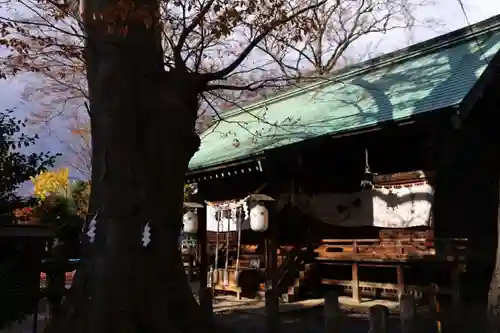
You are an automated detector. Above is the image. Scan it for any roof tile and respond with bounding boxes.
[189,18,500,171]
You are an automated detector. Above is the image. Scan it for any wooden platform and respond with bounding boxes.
[314,231,467,263]
[312,232,467,304]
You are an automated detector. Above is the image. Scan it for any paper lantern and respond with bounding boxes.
[250,204,268,232]
[183,211,198,234]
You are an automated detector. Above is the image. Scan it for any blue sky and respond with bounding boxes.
[1,0,500,194]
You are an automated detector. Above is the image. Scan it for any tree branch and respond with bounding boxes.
[205,79,284,92]
[0,15,84,39]
[201,0,326,82]
[174,0,216,69]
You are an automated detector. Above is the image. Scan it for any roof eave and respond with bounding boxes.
[186,111,452,179]
[186,155,265,177]
[458,44,500,121]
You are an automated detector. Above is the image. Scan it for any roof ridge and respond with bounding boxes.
[202,14,500,132]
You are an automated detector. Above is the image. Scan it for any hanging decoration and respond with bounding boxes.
[206,201,248,232]
[142,222,151,247]
[242,201,249,220]
[360,147,374,190]
[206,194,274,232]
[250,204,269,232]
[86,213,98,243]
[182,210,198,234]
[205,194,274,290]
[275,182,433,228]
[230,207,237,221]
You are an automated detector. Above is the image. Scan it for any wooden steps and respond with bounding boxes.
[282,262,318,303]
[276,247,318,303]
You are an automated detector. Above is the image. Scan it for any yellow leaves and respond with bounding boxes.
[30,168,70,201]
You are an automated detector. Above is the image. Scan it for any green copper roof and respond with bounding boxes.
[189,16,500,171]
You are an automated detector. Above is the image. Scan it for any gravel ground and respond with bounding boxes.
[2,293,480,333]
[215,299,488,333]
[215,303,434,333]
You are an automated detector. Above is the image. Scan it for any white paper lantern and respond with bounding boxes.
[250,204,268,232]
[183,211,198,234]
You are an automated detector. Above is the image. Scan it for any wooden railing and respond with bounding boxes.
[315,237,468,262]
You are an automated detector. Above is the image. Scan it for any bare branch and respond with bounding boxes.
[257,0,439,76]
[174,0,216,69]
[206,77,286,92]
[201,0,327,82]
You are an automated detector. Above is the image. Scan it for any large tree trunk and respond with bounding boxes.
[487,177,500,333]
[43,0,210,332]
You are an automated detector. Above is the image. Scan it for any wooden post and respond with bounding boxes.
[400,293,417,333]
[324,290,341,333]
[396,265,405,299]
[265,204,279,333]
[369,305,389,333]
[451,264,461,309]
[194,202,212,318]
[429,283,441,333]
[351,263,360,303]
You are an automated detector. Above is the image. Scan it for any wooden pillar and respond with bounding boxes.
[265,204,279,333]
[451,264,461,308]
[195,203,212,316]
[396,265,405,299]
[351,263,360,303]
[429,283,442,333]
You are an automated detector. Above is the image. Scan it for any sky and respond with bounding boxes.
[1,0,500,193]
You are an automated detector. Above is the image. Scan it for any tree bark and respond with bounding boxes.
[43,0,210,332]
[487,177,500,333]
